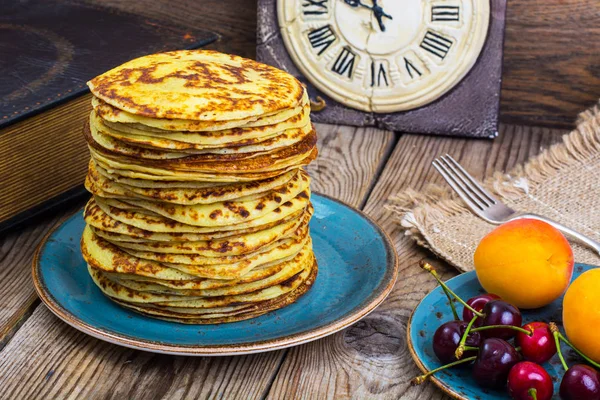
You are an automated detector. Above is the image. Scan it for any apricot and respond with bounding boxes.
[474,219,574,309]
[563,269,600,363]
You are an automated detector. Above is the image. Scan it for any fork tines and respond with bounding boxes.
[432,155,497,212]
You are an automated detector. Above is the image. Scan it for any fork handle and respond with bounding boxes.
[508,213,600,255]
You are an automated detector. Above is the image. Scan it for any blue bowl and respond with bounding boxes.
[33,193,398,355]
[408,263,596,399]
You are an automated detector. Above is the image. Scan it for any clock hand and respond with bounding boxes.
[371,0,392,32]
[342,0,393,32]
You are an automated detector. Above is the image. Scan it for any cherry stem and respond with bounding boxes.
[426,261,459,320]
[411,355,477,385]
[420,261,484,318]
[463,346,478,352]
[441,286,459,320]
[549,322,600,370]
[528,388,538,400]
[549,323,569,372]
[455,315,478,359]
[471,324,532,336]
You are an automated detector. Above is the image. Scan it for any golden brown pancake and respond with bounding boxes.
[84,197,311,241]
[110,259,316,324]
[90,147,317,183]
[82,50,318,324]
[88,50,306,122]
[85,125,317,172]
[86,159,300,205]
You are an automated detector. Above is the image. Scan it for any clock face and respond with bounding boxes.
[277,0,490,112]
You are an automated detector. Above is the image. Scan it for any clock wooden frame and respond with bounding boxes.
[257,0,507,138]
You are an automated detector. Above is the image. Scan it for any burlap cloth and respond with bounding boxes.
[387,104,600,272]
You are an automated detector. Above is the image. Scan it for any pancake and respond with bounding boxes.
[132,233,310,276]
[119,174,310,227]
[82,50,318,324]
[88,50,306,122]
[88,254,314,306]
[87,159,300,205]
[95,103,311,148]
[110,262,316,324]
[108,243,311,297]
[93,161,231,189]
[84,197,311,241]
[91,96,292,132]
[87,127,317,173]
[103,253,296,291]
[92,112,313,155]
[83,220,312,280]
[92,194,310,233]
[82,226,197,281]
[103,209,308,257]
[91,147,318,183]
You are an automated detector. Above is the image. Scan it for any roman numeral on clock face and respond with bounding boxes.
[431,5,459,21]
[403,57,423,79]
[370,61,389,87]
[331,47,356,78]
[302,0,328,15]
[420,30,453,60]
[307,25,336,55]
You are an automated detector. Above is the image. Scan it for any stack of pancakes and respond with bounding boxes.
[79,50,318,324]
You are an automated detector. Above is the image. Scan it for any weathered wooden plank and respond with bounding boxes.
[0,306,283,400]
[0,201,86,349]
[266,125,566,399]
[500,0,600,127]
[305,125,396,207]
[0,125,394,400]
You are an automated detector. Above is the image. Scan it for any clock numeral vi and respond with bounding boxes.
[307,25,336,55]
[331,47,356,79]
[370,61,389,87]
[420,30,453,60]
[302,0,328,15]
[403,57,422,79]
[431,5,459,21]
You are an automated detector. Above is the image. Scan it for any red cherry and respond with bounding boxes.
[473,338,520,388]
[463,293,501,326]
[559,364,600,400]
[508,361,553,400]
[432,321,481,364]
[481,300,523,339]
[516,322,557,364]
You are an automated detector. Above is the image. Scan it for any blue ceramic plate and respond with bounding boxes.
[33,193,398,356]
[408,263,595,400]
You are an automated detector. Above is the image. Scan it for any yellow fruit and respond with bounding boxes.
[563,268,600,363]
[474,219,574,309]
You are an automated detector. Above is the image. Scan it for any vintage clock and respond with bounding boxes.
[257,0,507,138]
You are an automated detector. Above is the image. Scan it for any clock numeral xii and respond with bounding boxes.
[302,0,328,15]
[432,6,459,22]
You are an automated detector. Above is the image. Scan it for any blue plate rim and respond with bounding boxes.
[407,271,474,400]
[32,192,399,356]
[406,266,595,400]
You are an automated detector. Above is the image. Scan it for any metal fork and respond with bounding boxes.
[433,154,600,255]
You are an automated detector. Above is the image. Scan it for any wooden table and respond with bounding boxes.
[0,1,597,399]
